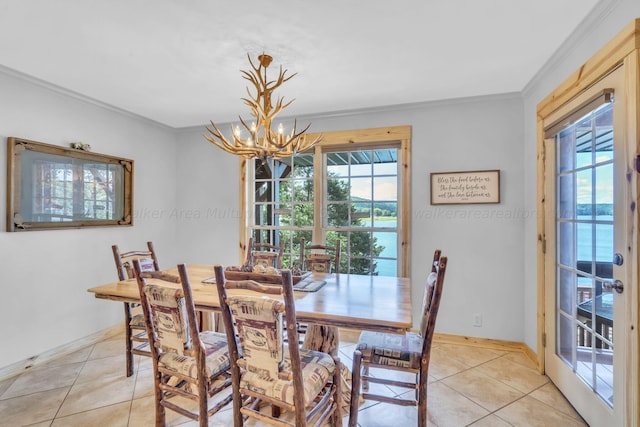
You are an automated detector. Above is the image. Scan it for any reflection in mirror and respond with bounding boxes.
[7,137,133,231]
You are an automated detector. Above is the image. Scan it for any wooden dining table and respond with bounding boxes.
[87,264,413,335]
[88,264,412,410]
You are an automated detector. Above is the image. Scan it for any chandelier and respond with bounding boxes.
[204,53,322,160]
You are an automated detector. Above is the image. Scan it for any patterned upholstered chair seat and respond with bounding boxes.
[355,331,423,370]
[129,313,146,327]
[158,331,231,379]
[240,346,336,406]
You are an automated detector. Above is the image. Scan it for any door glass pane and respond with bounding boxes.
[557,313,573,364]
[555,101,614,407]
[558,174,574,219]
[558,268,574,314]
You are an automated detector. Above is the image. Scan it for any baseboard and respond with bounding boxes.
[433,332,539,368]
[0,323,123,382]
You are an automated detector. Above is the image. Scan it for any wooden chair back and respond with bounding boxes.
[133,263,196,358]
[215,267,299,382]
[299,238,341,273]
[419,249,442,337]
[214,265,342,426]
[420,253,447,362]
[245,236,285,269]
[112,241,159,280]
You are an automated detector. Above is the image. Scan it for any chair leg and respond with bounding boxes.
[230,377,243,427]
[418,369,428,427]
[124,302,134,377]
[153,371,165,427]
[333,358,343,426]
[348,350,363,427]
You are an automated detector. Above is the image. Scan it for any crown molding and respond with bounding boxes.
[522,0,621,98]
[0,63,174,132]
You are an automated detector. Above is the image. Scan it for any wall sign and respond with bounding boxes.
[430,169,500,205]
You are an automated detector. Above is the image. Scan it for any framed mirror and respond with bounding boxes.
[6,137,134,231]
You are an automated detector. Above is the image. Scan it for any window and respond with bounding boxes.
[7,137,133,231]
[241,126,411,277]
[325,148,399,275]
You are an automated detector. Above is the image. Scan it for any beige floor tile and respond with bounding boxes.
[529,383,584,422]
[501,351,538,370]
[88,335,125,360]
[213,404,345,427]
[0,376,17,397]
[174,406,236,426]
[136,354,153,372]
[0,387,68,427]
[352,400,424,426]
[475,357,549,394]
[435,343,504,368]
[75,353,128,384]
[40,345,94,368]
[128,394,203,426]
[425,381,490,427]
[1,362,84,399]
[51,401,131,427]
[429,349,472,380]
[57,371,136,417]
[468,414,514,426]
[442,368,524,412]
[495,395,588,427]
[133,365,155,399]
[128,395,157,426]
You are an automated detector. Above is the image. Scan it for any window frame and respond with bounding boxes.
[240,125,411,277]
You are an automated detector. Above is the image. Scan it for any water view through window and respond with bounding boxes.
[249,147,400,276]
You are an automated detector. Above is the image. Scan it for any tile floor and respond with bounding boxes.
[0,331,587,427]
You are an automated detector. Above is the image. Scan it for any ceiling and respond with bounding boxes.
[0,0,602,129]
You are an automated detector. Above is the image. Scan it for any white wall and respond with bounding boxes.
[175,94,526,342]
[521,0,640,351]
[174,128,241,267]
[0,71,179,368]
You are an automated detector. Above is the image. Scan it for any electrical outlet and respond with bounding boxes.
[473,313,483,327]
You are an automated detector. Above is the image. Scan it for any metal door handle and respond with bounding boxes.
[603,279,624,294]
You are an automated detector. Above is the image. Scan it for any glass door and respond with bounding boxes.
[544,67,627,426]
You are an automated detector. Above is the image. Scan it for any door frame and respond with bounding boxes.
[536,19,640,425]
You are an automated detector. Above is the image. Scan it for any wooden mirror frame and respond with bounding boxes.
[6,137,134,231]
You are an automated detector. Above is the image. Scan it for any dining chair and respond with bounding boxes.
[299,238,341,273]
[213,264,342,427]
[348,249,447,427]
[112,241,160,377]
[245,236,285,269]
[133,260,233,427]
